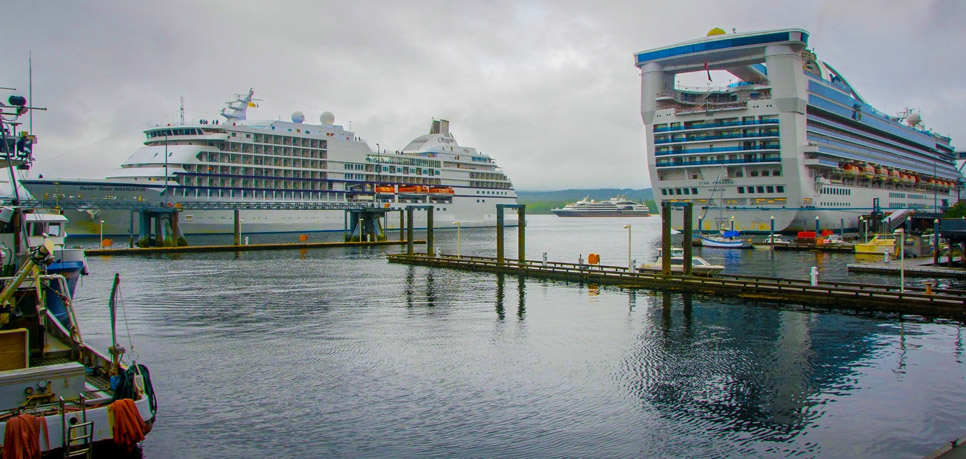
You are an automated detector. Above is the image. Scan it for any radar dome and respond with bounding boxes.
[707,28,726,36]
[906,112,921,127]
[320,111,335,125]
[291,111,305,123]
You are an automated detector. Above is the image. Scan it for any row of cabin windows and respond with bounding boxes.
[823,188,851,195]
[660,188,699,196]
[737,185,784,194]
[733,168,782,178]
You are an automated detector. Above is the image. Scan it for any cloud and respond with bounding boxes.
[3,0,964,191]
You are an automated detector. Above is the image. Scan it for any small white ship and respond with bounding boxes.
[551,196,650,217]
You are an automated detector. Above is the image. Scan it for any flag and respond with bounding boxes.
[704,62,712,82]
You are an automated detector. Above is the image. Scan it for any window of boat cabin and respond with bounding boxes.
[756,186,764,193]
[737,187,745,194]
[767,186,775,193]
[750,170,759,177]
[776,186,785,193]
[692,188,698,194]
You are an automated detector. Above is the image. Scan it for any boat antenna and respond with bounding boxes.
[179,96,184,126]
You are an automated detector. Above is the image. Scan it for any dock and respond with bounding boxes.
[848,256,966,278]
[387,253,966,321]
[772,243,855,253]
[388,254,966,321]
[87,239,424,256]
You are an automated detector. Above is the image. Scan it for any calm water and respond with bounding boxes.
[68,215,966,457]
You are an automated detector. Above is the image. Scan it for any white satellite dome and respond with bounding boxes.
[291,111,305,123]
[320,111,335,125]
[906,112,921,127]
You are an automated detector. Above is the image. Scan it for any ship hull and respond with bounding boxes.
[551,210,650,217]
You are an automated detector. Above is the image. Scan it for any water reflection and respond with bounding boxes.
[494,274,526,320]
[620,293,886,455]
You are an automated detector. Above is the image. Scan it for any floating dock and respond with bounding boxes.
[388,253,966,320]
[848,256,966,278]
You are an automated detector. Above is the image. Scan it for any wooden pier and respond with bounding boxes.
[87,239,424,256]
[388,253,966,320]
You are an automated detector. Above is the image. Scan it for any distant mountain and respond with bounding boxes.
[515,188,654,214]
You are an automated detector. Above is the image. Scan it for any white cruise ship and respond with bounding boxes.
[635,28,960,233]
[21,90,517,236]
[551,196,650,217]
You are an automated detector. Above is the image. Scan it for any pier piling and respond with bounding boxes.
[682,202,693,276]
[661,202,671,275]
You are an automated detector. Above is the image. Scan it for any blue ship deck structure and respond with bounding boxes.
[634,29,960,233]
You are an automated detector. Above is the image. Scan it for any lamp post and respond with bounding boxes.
[769,215,774,243]
[625,224,632,271]
[164,134,169,206]
[99,220,105,247]
[898,227,905,293]
[455,221,461,258]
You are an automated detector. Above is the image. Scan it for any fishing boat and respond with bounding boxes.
[0,93,156,455]
[637,247,724,277]
[699,230,753,249]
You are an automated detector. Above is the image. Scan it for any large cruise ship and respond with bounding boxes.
[21,90,517,236]
[635,28,960,233]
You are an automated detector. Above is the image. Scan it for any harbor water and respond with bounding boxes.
[71,215,965,457]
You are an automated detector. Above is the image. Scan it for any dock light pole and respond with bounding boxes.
[730,216,734,232]
[99,220,105,247]
[625,224,632,271]
[769,216,774,243]
[898,228,905,293]
[815,216,820,237]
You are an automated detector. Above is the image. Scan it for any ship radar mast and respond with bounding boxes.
[220,88,259,121]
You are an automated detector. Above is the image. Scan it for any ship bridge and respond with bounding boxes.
[634,29,808,76]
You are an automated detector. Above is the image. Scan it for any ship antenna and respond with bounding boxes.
[179,96,185,125]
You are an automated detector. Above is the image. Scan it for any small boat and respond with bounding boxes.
[374,185,395,194]
[397,185,429,194]
[854,233,897,255]
[699,230,753,249]
[638,247,724,277]
[760,234,791,245]
[428,187,454,194]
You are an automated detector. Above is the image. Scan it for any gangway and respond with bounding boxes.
[883,209,911,232]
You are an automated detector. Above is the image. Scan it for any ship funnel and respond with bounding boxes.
[430,119,450,135]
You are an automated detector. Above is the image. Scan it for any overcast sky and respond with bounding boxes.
[3,1,963,191]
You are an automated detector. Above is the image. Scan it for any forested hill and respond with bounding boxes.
[515,189,655,214]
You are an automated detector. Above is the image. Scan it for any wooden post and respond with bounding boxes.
[406,207,414,256]
[683,202,693,275]
[661,201,671,275]
[426,206,434,255]
[399,209,404,241]
[496,205,505,266]
[129,210,135,248]
[517,206,526,267]
[234,208,241,246]
[171,211,180,245]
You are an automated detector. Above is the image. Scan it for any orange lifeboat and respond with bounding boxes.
[876,167,889,180]
[398,185,429,194]
[428,187,454,194]
[861,164,876,179]
[900,173,913,185]
[888,169,901,182]
[374,185,395,194]
[842,163,860,176]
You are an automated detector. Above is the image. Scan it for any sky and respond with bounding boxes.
[3,0,964,191]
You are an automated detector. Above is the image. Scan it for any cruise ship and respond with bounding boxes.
[635,28,960,233]
[551,196,650,217]
[21,90,517,236]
